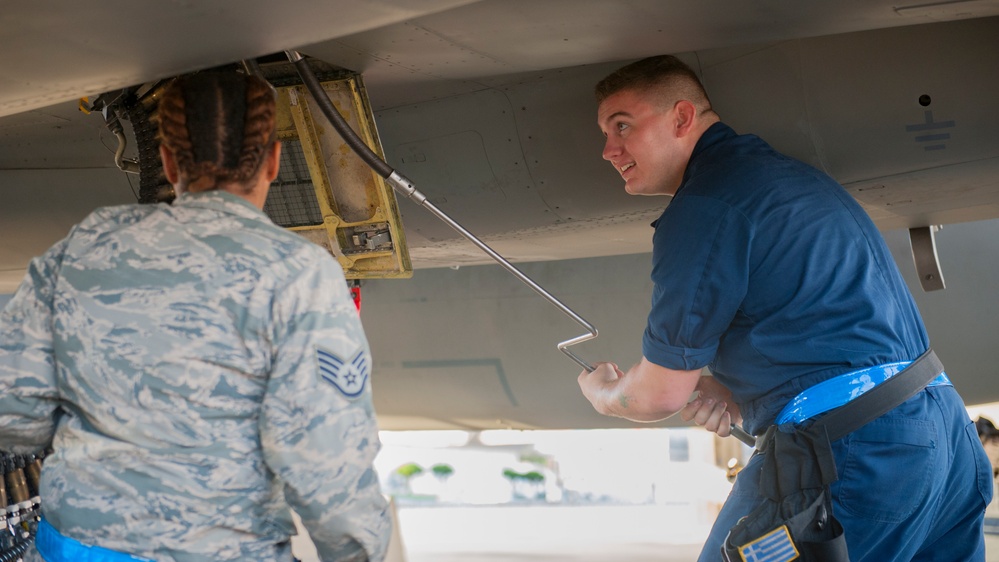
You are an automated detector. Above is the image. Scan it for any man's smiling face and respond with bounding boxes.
[598,88,688,197]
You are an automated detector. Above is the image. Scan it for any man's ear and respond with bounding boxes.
[159,144,180,185]
[673,100,698,137]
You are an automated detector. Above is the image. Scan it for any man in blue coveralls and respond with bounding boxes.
[577,55,991,560]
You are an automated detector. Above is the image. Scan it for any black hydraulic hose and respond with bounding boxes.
[288,52,393,179]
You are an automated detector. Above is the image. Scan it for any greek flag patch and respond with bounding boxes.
[316,346,369,399]
[738,525,799,562]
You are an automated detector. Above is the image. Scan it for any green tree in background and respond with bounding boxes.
[431,463,455,482]
[394,462,423,495]
[503,468,546,500]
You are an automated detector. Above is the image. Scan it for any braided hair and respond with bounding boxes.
[157,72,276,193]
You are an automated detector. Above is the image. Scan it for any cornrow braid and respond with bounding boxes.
[234,78,278,186]
[157,72,276,193]
[156,89,195,177]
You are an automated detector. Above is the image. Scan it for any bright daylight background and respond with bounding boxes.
[294,405,999,562]
[370,427,737,562]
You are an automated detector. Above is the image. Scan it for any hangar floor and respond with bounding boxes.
[294,504,999,561]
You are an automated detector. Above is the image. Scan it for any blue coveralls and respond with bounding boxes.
[641,123,991,561]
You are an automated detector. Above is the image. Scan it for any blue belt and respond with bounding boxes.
[775,361,952,426]
[35,518,154,562]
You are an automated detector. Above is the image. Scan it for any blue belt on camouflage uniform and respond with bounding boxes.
[775,360,952,426]
[35,518,154,562]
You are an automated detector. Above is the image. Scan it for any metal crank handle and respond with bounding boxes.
[729,424,756,447]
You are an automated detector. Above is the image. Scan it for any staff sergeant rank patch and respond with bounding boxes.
[316,346,369,399]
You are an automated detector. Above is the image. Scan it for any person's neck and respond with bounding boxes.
[220,184,268,210]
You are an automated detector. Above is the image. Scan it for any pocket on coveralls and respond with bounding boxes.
[835,416,937,523]
[965,421,995,507]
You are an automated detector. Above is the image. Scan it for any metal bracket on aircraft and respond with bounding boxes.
[909,225,946,292]
[85,89,141,175]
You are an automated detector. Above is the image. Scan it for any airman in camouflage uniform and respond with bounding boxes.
[0,71,390,561]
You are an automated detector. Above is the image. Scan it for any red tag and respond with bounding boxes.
[351,285,362,313]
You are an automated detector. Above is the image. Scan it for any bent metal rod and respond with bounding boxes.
[284,51,756,448]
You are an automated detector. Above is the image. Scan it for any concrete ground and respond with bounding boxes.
[295,504,999,561]
[397,504,711,562]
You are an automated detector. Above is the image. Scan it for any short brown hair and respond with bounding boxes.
[157,72,276,192]
[595,55,712,112]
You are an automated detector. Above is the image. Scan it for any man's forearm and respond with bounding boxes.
[580,358,700,423]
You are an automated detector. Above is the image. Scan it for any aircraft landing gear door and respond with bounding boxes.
[270,75,412,280]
